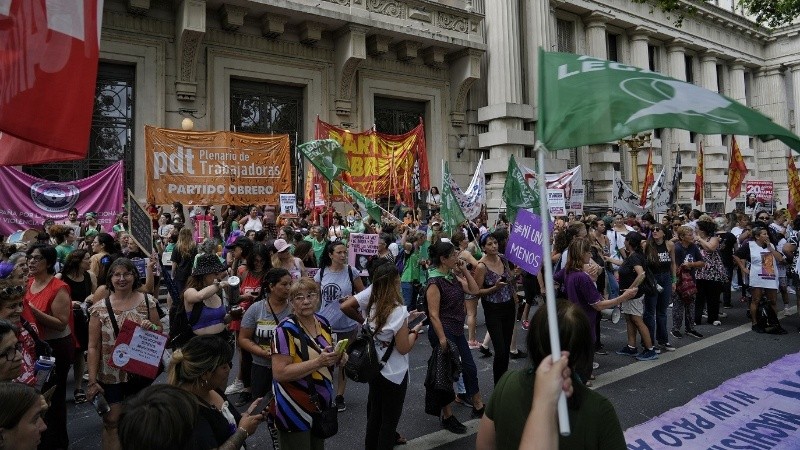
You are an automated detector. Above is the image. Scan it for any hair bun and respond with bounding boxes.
[171,349,184,363]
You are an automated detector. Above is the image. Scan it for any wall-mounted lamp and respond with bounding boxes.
[457,135,467,159]
[181,118,194,131]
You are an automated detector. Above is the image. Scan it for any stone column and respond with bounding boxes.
[623,30,650,189]
[665,40,690,204]
[727,61,749,209]
[479,0,534,211]
[699,53,724,207]
[584,13,615,203]
[792,64,800,136]
[756,66,790,194]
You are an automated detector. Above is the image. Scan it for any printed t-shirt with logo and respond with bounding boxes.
[240,299,292,367]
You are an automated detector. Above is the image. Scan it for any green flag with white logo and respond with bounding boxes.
[340,182,383,224]
[536,49,800,152]
[502,155,540,223]
[297,139,350,181]
[441,161,467,234]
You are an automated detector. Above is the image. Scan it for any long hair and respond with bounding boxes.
[565,237,591,273]
[625,232,644,254]
[318,241,345,269]
[61,249,89,277]
[118,385,198,450]
[293,240,315,268]
[167,335,233,387]
[366,263,403,333]
[645,231,661,268]
[175,228,196,258]
[0,382,41,429]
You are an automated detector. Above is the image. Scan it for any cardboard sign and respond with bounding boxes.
[348,233,379,277]
[745,180,774,215]
[505,209,551,276]
[127,190,153,257]
[279,193,297,216]
[108,319,167,379]
[547,189,567,217]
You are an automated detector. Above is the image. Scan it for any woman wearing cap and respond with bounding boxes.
[86,257,162,450]
[272,239,306,280]
[182,253,235,345]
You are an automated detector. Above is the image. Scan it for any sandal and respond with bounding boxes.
[74,389,87,404]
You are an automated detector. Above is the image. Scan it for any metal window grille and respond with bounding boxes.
[556,19,575,53]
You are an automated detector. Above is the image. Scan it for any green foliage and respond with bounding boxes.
[634,0,799,27]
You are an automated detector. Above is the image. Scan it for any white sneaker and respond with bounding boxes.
[783,306,797,316]
[788,286,796,295]
[225,379,245,395]
[592,362,600,370]
[712,320,722,326]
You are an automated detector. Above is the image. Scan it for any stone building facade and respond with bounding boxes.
[29,0,800,216]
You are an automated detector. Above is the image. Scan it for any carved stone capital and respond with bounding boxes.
[666,38,691,53]
[300,21,326,45]
[422,46,446,68]
[127,0,150,14]
[219,4,248,32]
[448,48,484,126]
[629,26,656,40]
[584,11,613,28]
[261,14,288,39]
[394,40,423,61]
[175,0,206,102]
[367,34,392,57]
[334,25,368,115]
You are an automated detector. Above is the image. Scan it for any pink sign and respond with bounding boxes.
[0,162,124,236]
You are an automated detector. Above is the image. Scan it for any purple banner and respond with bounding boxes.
[0,162,124,236]
[624,351,800,449]
[506,209,551,276]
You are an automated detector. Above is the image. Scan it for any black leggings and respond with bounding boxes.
[482,300,515,385]
[40,335,75,450]
[365,373,408,450]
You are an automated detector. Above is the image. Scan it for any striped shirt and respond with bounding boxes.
[271,314,334,432]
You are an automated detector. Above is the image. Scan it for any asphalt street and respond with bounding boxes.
[65,292,800,449]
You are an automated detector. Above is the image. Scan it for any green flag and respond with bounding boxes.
[536,49,800,152]
[340,182,383,224]
[502,155,540,223]
[297,139,350,181]
[441,161,466,234]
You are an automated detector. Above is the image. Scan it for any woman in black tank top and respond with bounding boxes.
[56,249,97,404]
[643,226,677,351]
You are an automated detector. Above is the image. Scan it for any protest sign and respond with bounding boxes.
[505,209,551,275]
[108,319,168,379]
[127,190,153,257]
[348,233,379,277]
[145,126,291,205]
[545,166,583,214]
[279,194,297,216]
[0,162,123,236]
[547,189,567,217]
[745,180,774,215]
[624,352,800,449]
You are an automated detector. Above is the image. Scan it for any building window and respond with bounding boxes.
[230,79,304,185]
[744,72,752,105]
[689,132,696,143]
[685,55,694,83]
[716,64,725,93]
[607,34,619,62]
[374,97,425,134]
[612,144,620,153]
[25,63,136,189]
[654,128,662,140]
[556,19,575,53]
[647,45,658,71]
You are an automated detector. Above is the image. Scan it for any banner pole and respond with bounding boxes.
[535,142,570,437]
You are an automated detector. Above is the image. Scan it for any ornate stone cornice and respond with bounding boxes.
[334,25,368,116]
[448,48,483,127]
[584,11,613,27]
[175,0,206,102]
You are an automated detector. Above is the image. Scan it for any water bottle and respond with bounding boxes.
[92,393,111,416]
[33,356,56,392]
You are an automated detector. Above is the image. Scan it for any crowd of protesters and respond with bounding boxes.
[0,196,797,450]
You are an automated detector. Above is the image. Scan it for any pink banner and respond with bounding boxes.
[0,162,124,236]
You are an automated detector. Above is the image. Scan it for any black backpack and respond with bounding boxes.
[344,323,395,383]
[756,300,786,334]
[167,301,203,349]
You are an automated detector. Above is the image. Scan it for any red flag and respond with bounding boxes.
[727,137,748,200]
[788,154,800,218]
[0,0,102,165]
[694,142,704,206]
[640,148,654,207]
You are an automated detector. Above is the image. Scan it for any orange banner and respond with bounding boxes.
[727,136,748,200]
[788,155,800,217]
[314,119,429,205]
[694,142,704,206]
[145,126,291,205]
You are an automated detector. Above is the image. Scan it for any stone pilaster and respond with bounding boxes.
[791,64,800,135]
[728,61,753,200]
[622,29,650,190]
[755,66,790,192]
[479,0,534,211]
[664,40,691,205]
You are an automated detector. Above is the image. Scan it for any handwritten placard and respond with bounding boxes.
[505,209,551,276]
[279,193,297,216]
[348,233,379,277]
[127,190,153,257]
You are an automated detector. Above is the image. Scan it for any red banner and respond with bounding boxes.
[640,148,654,207]
[694,142,704,206]
[0,0,101,165]
[727,137,748,200]
[788,155,800,218]
[312,119,429,206]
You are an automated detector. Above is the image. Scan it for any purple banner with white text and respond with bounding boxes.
[505,209,551,276]
[624,351,800,449]
[0,162,124,236]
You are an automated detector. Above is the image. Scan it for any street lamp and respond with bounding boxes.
[618,132,652,193]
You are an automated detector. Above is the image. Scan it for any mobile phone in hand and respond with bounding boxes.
[255,392,274,414]
[408,313,427,329]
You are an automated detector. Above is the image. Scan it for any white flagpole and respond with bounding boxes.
[534,142,570,436]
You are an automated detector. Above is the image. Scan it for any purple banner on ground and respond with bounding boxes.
[0,162,124,236]
[624,351,800,449]
[505,209,551,276]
